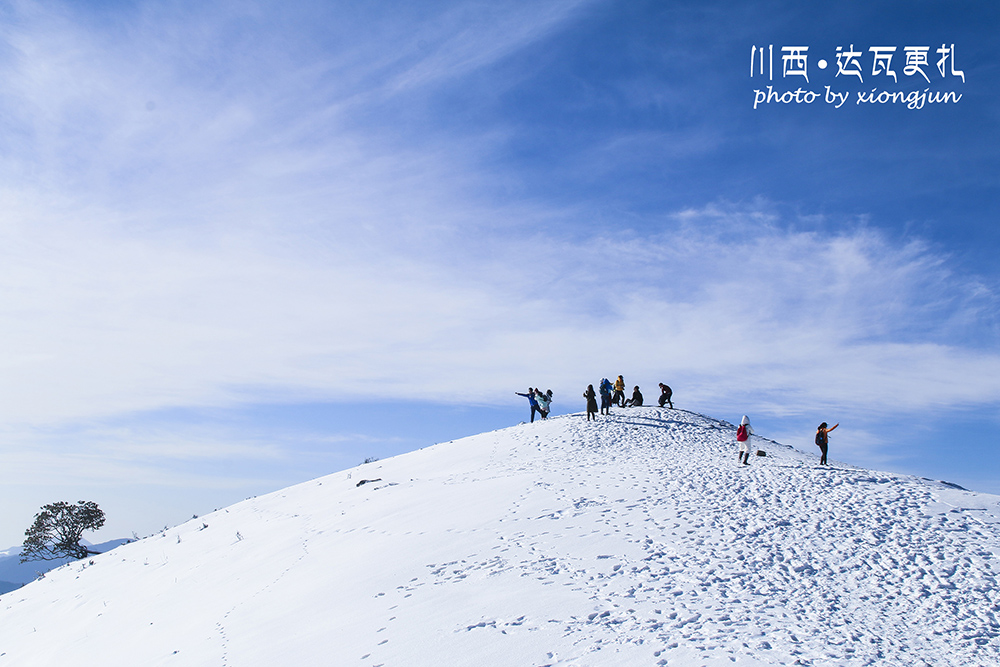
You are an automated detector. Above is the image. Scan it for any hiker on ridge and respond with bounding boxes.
[515,388,540,423]
[736,415,754,465]
[625,385,643,407]
[658,383,673,408]
[612,375,626,407]
[584,384,599,421]
[815,422,839,466]
[536,390,553,419]
[599,378,613,415]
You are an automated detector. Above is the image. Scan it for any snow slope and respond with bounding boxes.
[0,539,132,595]
[1,408,999,666]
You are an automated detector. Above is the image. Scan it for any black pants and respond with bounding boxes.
[819,443,828,465]
[530,405,538,423]
[659,395,672,408]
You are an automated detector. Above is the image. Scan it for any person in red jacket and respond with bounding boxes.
[736,415,754,465]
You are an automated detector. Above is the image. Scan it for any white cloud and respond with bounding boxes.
[0,0,996,439]
[2,178,996,428]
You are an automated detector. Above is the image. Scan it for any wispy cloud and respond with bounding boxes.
[1,184,995,424]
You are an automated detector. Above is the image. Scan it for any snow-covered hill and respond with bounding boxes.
[0,539,132,595]
[1,408,998,666]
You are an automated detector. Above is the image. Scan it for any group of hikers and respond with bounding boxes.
[514,388,554,423]
[516,377,673,424]
[583,376,673,421]
[736,415,839,467]
[517,379,838,466]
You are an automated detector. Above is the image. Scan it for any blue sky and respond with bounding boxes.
[0,0,998,547]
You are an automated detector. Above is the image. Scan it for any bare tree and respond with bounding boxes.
[20,501,106,563]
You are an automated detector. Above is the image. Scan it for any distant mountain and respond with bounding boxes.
[1,408,998,666]
[0,539,132,593]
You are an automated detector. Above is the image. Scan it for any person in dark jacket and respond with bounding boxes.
[658,383,673,408]
[584,385,599,421]
[815,422,839,465]
[515,388,540,423]
[624,386,643,407]
[599,378,613,415]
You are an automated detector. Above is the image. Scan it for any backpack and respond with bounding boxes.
[736,424,748,441]
[815,431,826,446]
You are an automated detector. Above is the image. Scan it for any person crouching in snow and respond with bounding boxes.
[624,385,643,407]
[584,385,599,421]
[736,415,754,465]
[658,383,673,408]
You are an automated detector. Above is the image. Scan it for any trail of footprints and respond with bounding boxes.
[361,410,1000,666]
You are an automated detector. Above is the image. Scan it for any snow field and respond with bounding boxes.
[1,407,999,666]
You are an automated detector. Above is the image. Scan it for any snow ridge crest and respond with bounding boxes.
[1,407,998,667]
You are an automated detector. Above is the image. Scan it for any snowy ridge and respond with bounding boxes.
[1,407,999,666]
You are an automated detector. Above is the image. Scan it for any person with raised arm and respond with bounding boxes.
[515,388,540,423]
[815,422,839,466]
